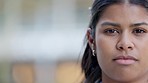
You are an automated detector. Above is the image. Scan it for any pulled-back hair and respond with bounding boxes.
[81,0,148,83]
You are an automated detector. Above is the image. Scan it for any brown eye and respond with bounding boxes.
[104,29,119,36]
[133,28,147,35]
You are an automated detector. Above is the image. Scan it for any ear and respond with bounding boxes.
[87,28,95,50]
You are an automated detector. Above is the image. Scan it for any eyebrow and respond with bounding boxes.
[101,22,121,27]
[130,22,148,27]
[101,22,148,28]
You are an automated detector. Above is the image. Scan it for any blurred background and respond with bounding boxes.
[0,0,92,83]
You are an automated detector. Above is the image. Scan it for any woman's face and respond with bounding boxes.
[95,4,148,82]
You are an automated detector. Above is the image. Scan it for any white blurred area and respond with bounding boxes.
[0,0,91,61]
[0,0,92,83]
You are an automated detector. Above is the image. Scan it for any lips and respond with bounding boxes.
[113,55,138,65]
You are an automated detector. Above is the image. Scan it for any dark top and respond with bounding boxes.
[95,79,102,83]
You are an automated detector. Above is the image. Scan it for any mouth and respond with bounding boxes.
[113,55,138,65]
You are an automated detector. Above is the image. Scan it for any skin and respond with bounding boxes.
[87,4,148,83]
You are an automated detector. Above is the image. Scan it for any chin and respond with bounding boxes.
[110,73,140,83]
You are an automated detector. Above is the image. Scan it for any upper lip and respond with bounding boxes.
[113,55,138,61]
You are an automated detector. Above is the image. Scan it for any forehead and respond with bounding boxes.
[98,4,148,24]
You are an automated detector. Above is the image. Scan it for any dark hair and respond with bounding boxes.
[81,0,148,83]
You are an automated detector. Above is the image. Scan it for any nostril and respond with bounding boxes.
[119,47,123,50]
[119,46,132,50]
[128,47,132,49]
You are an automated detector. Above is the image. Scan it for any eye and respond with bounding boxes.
[133,28,147,35]
[104,28,119,36]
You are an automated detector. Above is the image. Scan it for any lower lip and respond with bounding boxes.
[114,59,136,65]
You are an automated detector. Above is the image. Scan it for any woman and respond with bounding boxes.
[81,0,148,83]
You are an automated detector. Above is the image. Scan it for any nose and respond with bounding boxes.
[116,34,134,51]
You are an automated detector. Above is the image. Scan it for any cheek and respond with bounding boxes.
[137,37,148,55]
[95,36,116,61]
[139,40,148,64]
[131,37,148,67]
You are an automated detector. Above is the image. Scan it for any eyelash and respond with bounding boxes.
[103,28,147,36]
[104,28,119,35]
[132,28,147,34]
